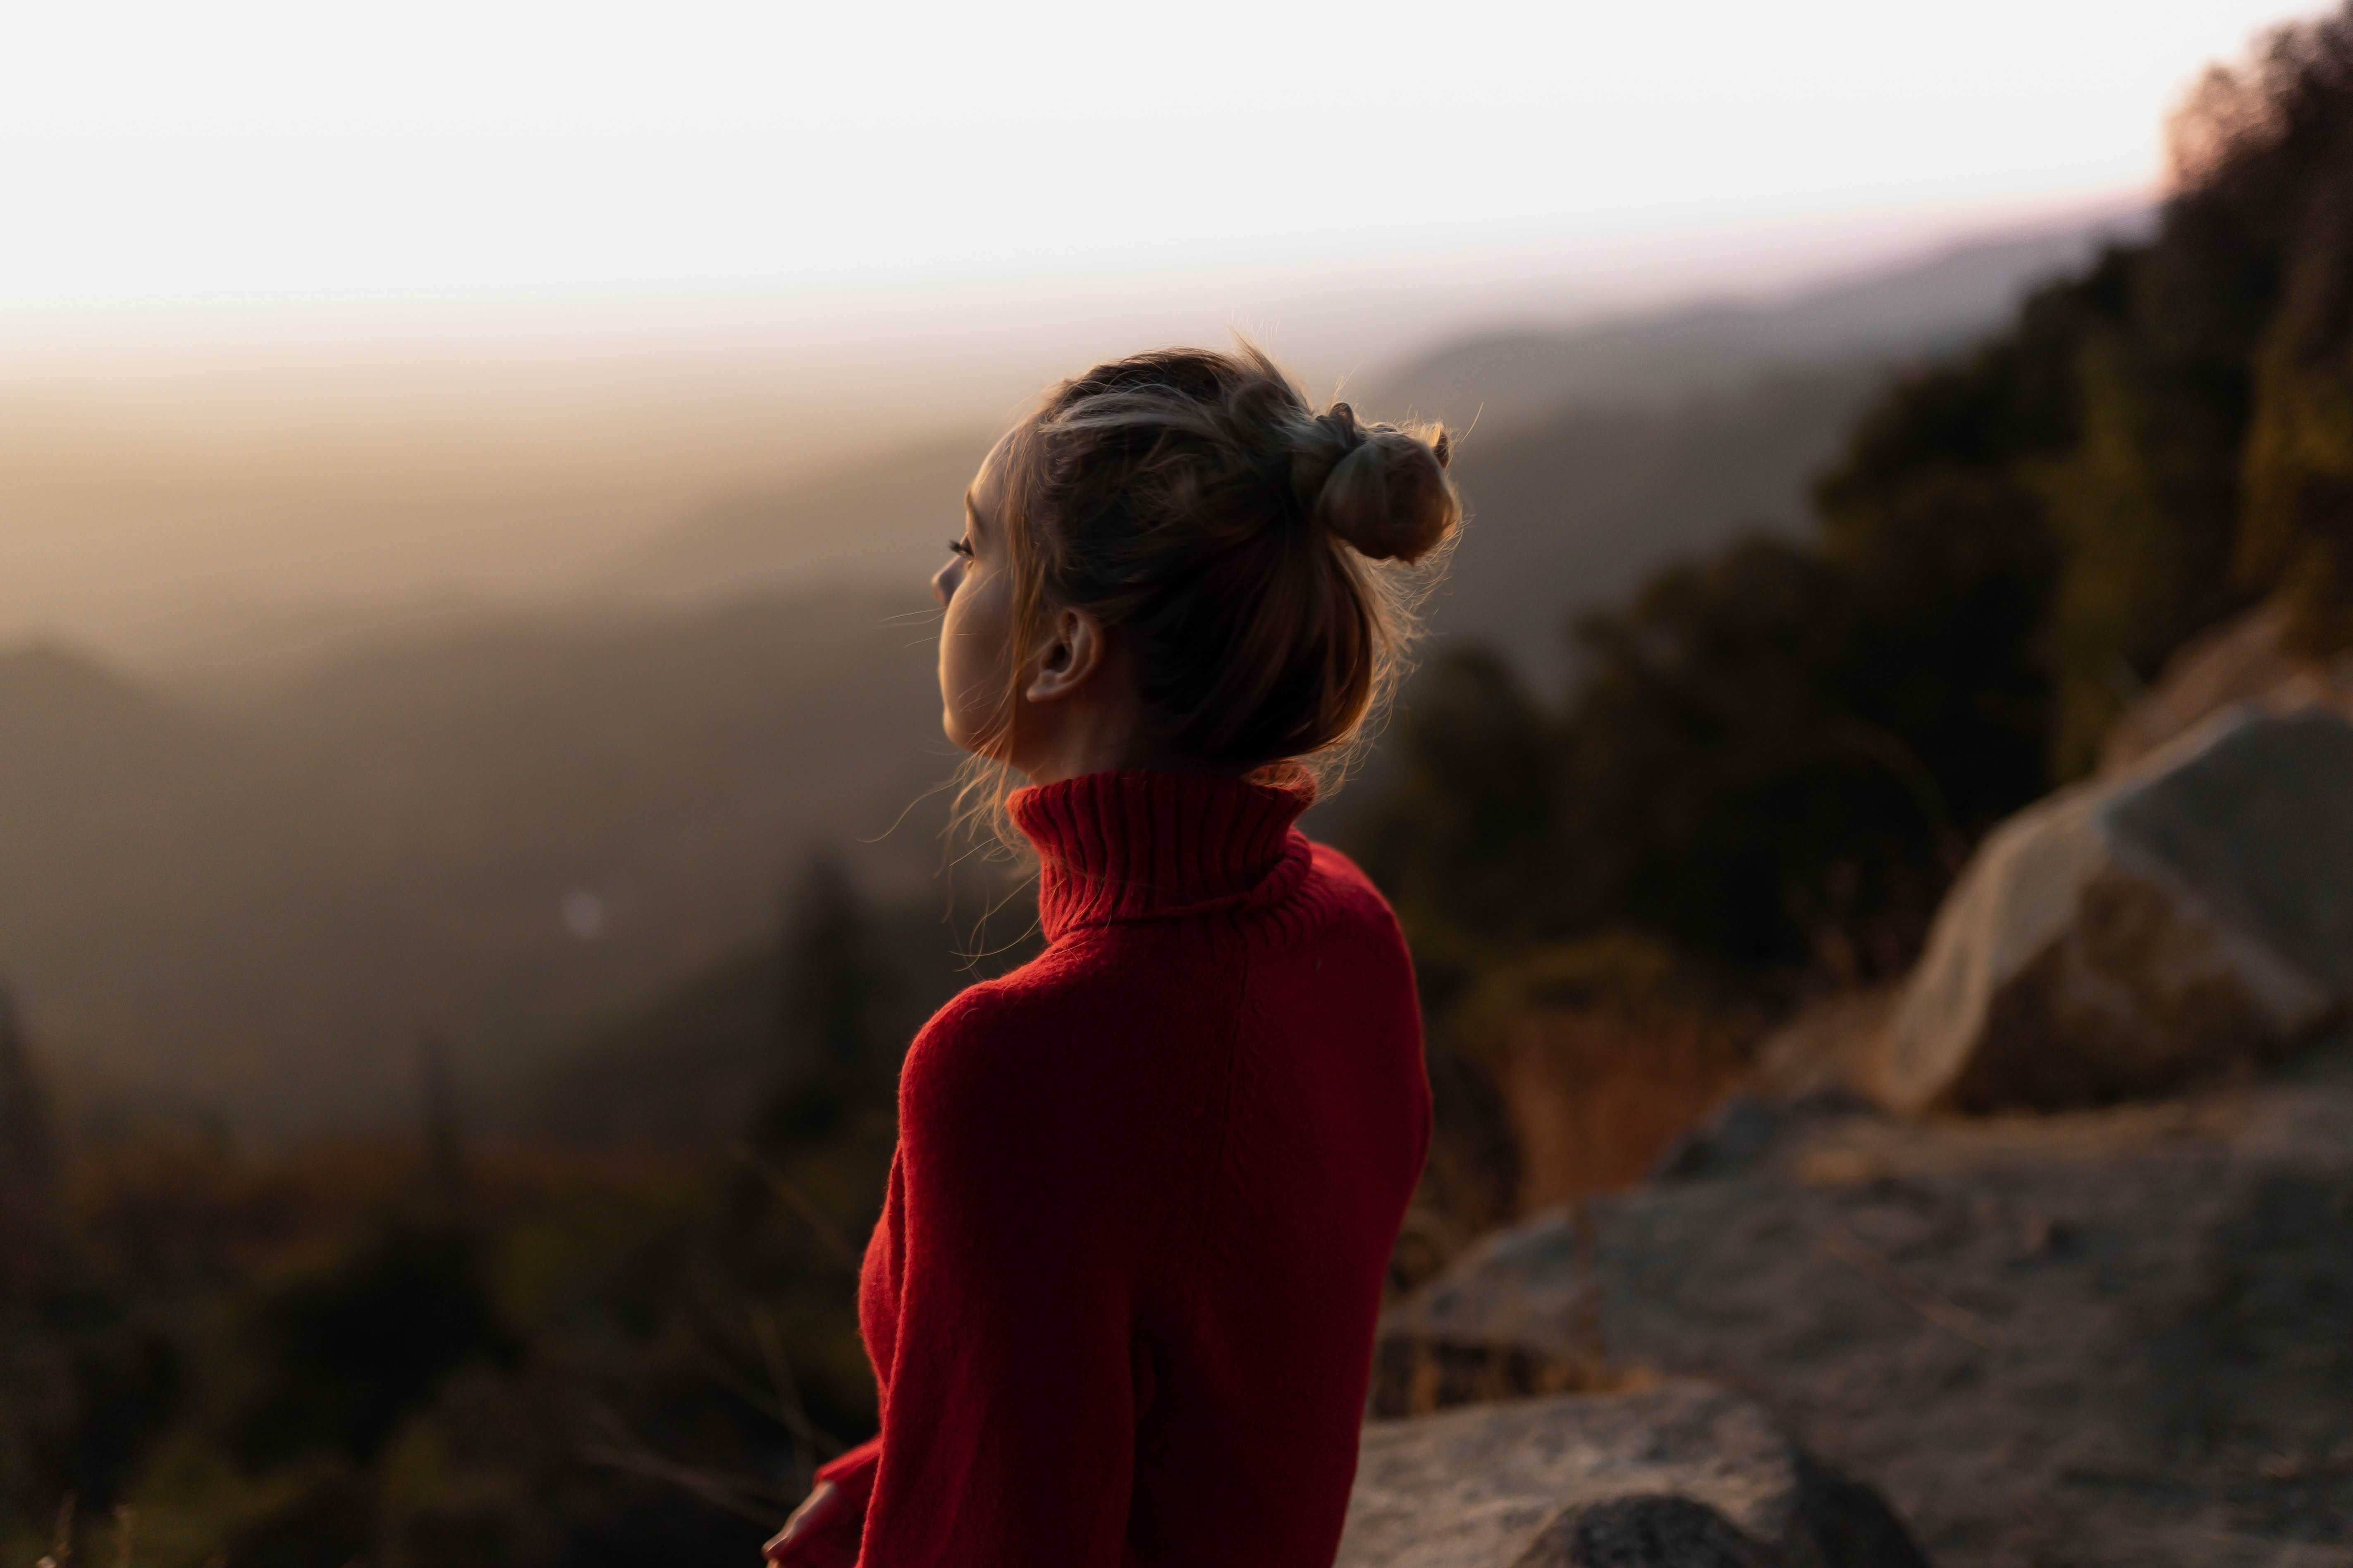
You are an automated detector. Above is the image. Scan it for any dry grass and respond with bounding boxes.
[1497,1010,1751,1210]
[1368,1333,1656,1419]
[1455,936,1764,1215]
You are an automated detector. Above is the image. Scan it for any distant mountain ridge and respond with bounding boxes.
[1429,359,1889,690]
[1359,205,2154,432]
[0,642,183,744]
[0,589,953,1137]
[600,430,994,611]
[609,208,2152,688]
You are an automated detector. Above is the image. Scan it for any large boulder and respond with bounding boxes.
[1375,1047,2353,1568]
[1872,707,2353,1114]
[2100,598,2353,774]
[1336,1381,1927,1568]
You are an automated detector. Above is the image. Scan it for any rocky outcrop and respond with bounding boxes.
[1379,1039,2353,1567]
[2101,598,2353,774]
[1337,1382,1926,1568]
[1870,707,2353,1115]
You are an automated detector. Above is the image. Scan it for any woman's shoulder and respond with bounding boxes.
[1300,837,1409,941]
[898,943,1118,1116]
[1302,836,1382,900]
[914,936,1113,1041]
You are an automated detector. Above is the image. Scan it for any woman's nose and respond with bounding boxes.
[932,561,956,607]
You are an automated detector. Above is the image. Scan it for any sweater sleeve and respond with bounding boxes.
[813,1436,881,1495]
[766,1440,881,1568]
[855,987,1141,1568]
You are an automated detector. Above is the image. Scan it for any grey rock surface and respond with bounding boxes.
[1382,1037,2353,1567]
[1336,1381,1925,1568]
[1874,708,2353,1114]
[2100,597,2353,774]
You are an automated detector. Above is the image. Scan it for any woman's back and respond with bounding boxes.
[813,769,1428,1567]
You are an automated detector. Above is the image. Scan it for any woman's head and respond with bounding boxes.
[934,343,1460,790]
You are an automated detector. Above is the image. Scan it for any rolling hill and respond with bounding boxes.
[1359,205,2151,430]
[0,590,960,1138]
[611,210,2148,692]
[601,429,996,610]
[1428,360,1887,691]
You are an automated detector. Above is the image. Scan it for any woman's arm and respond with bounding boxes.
[852,989,1142,1568]
[763,1439,881,1566]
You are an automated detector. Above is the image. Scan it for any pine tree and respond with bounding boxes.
[416,1031,469,1199]
[778,851,882,1069]
[0,979,60,1286]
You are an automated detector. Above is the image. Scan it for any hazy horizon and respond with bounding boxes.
[2,194,2148,679]
[3,0,2330,677]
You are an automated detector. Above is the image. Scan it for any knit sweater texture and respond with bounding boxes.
[779,767,1431,1568]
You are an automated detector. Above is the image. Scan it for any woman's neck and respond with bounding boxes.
[1010,704,1246,788]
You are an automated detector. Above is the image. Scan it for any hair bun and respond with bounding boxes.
[1292,402,1461,565]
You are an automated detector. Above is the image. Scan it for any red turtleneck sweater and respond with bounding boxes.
[774,768,1430,1568]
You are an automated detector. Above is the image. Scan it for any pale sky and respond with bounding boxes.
[0,0,2329,332]
[0,0,2336,668]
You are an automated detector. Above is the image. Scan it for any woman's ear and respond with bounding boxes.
[1024,606,1108,705]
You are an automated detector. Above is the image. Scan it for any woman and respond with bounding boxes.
[764,345,1459,1567]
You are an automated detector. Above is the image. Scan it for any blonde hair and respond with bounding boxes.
[953,342,1462,854]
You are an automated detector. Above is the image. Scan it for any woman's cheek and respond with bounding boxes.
[939,580,1005,750]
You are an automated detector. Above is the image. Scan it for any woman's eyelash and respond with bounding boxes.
[948,537,975,558]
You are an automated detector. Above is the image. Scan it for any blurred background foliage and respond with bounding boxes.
[1346,6,2353,1236]
[0,860,1031,1566]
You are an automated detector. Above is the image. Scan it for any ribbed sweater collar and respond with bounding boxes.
[1008,767,1317,941]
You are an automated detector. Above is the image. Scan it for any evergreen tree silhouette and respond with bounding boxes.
[778,851,882,1069]
[0,978,59,1286]
[752,850,895,1158]
[416,1030,469,1200]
